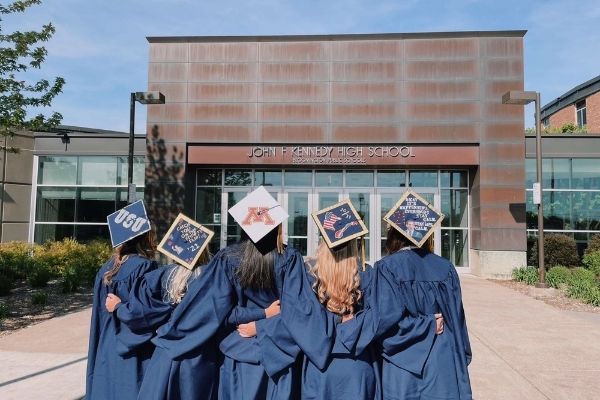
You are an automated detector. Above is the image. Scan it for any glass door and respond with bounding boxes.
[223,189,250,246]
[283,190,310,256]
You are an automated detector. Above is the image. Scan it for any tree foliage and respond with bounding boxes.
[0,0,64,151]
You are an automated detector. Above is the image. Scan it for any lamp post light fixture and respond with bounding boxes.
[128,91,165,203]
[502,90,546,287]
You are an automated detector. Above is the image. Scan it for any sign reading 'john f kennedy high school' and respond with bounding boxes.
[187,145,479,166]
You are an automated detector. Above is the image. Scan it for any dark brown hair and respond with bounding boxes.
[103,229,157,285]
[235,225,284,291]
[385,226,412,254]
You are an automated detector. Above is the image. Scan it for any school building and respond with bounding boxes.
[3,31,600,278]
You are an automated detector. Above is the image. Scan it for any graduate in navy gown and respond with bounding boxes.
[246,201,383,399]
[375,228,472,400]
[104,247,217,400]
[154,187,304,399]
[85,229,158,400]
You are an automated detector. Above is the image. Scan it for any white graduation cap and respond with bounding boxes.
[228,186,289,243]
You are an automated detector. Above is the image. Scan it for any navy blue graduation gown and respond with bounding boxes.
[112,264,220,400]
[154,244,305,400]
[85,255,158,400]
[376,249,472,400]
[256,264,381,400]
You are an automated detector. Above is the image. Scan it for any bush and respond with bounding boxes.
[582,251,600,277]
[27,262,53,288]
[39,238,87,277]
[0,241,35,280]
[546,266,572,289]
[585,234,600,255]
[529,234,579,268]
[513,267,539,285]
[566,270,600,307]
[31,292,48,306]
[61,240,111,292]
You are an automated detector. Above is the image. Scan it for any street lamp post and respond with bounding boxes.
[502,90,546,287]
[128,91,165,203]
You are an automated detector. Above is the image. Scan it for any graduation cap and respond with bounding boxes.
[312,199,368,249]
[106,200,152,248]
[157,213,214,270]
[383,190,444,248]
[228,186,289,244]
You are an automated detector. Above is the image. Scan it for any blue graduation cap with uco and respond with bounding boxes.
[312,199,368,248]
[106,200,152,248]
[383,190,444,247]
[157,213,214,270]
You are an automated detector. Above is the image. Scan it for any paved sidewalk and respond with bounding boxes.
[0,275,599,399]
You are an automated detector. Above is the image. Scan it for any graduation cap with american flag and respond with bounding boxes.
[312,199,368,248]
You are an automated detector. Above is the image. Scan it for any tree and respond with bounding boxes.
[0,0,64,152]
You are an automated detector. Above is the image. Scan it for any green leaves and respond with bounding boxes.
[0,0,64,148]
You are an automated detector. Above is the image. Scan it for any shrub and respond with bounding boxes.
[585,234,600,255]
[27,262,53,288]
[566,271,600,307]
[31,292,48,306]
[545,266,572,289]
[0,241,35,280]
[512,267,539,285]
[39,238,87,277]
[582,251,600,277]
[529,234,579,268]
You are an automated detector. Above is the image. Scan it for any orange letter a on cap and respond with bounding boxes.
[242,207,275,225]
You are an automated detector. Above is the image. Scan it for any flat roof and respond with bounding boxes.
[540,74,600,119]
[147,30,527,43]
[34,125,130,138]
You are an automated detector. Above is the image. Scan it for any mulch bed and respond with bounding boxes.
[0,279,93,337]
[491,279,600,313]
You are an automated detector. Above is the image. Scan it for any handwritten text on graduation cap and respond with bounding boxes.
[107,200,151,247]
[384,191,444,247]
[158,214,214,269]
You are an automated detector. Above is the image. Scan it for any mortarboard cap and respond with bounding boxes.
[312,199,368,248]
[157,213,214,270]
[383,190,444,247]
[106,200,152,248]
[228,186,289,243]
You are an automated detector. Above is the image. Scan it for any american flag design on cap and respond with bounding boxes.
[312,199,368,248]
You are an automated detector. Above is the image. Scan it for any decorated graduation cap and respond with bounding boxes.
[312,199,369,249]
[157,213,214,270]
[383,190,444,247]
[228,186,289,243]
[106,200,152,248]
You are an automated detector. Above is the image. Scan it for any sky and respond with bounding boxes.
[5,0,600,133]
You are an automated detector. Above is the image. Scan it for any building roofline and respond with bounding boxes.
[33,125,130,137]
[540,74,600,119]
[147,30,527,43]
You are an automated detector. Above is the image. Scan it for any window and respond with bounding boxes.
[34,155,145,243]
[576,100,586,128]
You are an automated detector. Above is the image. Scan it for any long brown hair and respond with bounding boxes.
[311,239,361,316]
[235,225,284,291]
[103,229,157,285]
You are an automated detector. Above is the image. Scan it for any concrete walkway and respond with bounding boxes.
[1,275,599,399]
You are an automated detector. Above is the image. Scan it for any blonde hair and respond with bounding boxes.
[164,249,211,304]
[310,240,362,316]
[103,229,157,286]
